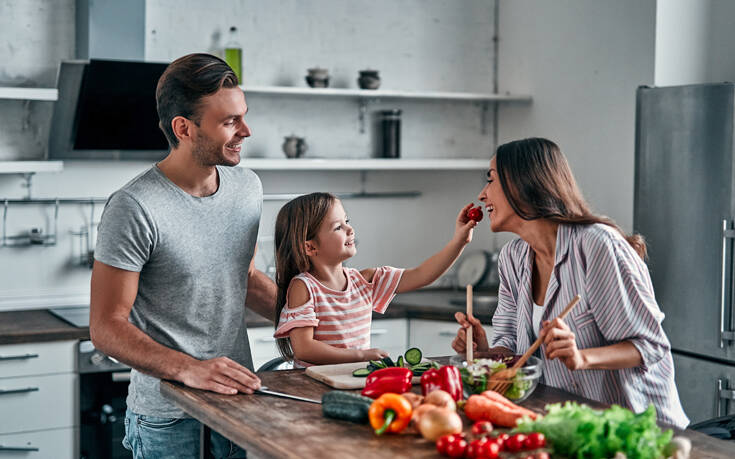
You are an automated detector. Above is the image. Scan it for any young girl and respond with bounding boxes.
[273,192,477,366]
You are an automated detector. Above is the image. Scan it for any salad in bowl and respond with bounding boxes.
[449,354,543,402]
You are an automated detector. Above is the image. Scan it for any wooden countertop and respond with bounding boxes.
[0,289,492,344]
[0,309,90,344]
[160,361,732,459]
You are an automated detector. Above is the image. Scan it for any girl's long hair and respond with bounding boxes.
[495,138,646,259]
[273,192,337,360]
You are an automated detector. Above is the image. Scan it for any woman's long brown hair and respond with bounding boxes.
[495,138,646,259]
[273,192,337,360]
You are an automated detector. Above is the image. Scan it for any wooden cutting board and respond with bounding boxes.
[304,361,424,389]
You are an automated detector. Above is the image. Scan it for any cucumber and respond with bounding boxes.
[396,355,404,368]
[352,368,371,377]
[321,391,373,424]
[404,347,422,366]
[369,359,386,369]
[381,356,395,367]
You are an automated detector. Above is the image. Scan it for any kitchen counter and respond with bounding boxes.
[0,289,496,344]
[0,309,90,344]
[160,358,732,459]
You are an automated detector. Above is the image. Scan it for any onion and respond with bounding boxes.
[417,407,463,441]
[401,392,425,409]
[411,403,437,426]
[424,390,457,411]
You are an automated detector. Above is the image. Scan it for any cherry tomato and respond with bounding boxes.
[504,433,527,452]
[493,432,509,450]
[466,438,488,458]
[466,206,483,222]
[477,439,501,459]
[524,432,547,449]
[471,421,494,436]
[446,437,468,458]
[436,434,453,455]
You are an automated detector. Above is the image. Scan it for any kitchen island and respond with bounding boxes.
[160,362,732,458]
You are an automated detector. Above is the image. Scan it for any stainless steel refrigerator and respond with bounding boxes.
[634,83,735,424]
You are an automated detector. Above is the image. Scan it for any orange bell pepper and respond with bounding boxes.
[368,393,413,435]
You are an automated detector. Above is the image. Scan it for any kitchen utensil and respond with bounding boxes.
[254,386,321,404]
[488,294,581,393]
[456,250,490,288]
[466,284,473,364]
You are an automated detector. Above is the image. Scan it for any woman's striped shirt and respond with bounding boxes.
[491,223,689,428]
[274,266,404,366]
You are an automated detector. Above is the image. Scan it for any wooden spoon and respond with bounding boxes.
[488,294,581,393]
[466,284,473,363]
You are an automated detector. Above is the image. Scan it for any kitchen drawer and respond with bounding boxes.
[369,319,407,354]
[0,427,76,459]
[409,319,494,359]
[0,373,77,434]
[0,341,76,379]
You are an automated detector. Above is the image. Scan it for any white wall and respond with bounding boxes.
[0,0,498,309]
[497,0,657,240]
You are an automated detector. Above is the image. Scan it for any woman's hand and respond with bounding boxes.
[453,203,478,245]
[540,318,586,370]
[451,312,489,354]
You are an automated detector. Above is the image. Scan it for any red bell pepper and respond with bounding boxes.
[361,367,413,399]
[420,365,464,401]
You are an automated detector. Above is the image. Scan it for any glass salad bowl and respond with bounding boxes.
[449,354,544,402]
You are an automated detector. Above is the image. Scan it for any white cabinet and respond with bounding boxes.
[0,427,76,459]
[0,340,77,457]
[409,319,494,359]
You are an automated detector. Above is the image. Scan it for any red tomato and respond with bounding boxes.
[493,433,509,450]
[466,438,488,458]
[436,434,453,455]
[466,206,483,222]
[504,433,527,452]
[471,421,494,436]
[446,438,468,458]
[477,439,501,459]
[523,432,547,449]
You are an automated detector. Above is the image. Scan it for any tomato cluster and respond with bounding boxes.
[436,422,547,459]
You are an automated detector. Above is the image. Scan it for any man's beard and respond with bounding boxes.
[191,131,240,167]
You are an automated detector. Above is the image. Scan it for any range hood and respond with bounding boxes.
[48,1,168,160]
[49,59,169,160]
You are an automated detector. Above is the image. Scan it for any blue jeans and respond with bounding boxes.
[123,409,247,459]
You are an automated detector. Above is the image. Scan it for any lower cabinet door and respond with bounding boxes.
[409,319,494,359]
[0,427,77,459]
[0,373,76,434]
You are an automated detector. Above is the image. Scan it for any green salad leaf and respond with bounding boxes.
[514,402,672,459]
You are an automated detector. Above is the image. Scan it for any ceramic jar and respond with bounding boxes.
[305,68,329,88]
[282,135,308,158]
[358,69,381,90]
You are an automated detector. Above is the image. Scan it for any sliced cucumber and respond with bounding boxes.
[369,359,386,369]
[404,347,423,366]
[381,356,395,367]
[352,368,371,377]
[396,355,404,368]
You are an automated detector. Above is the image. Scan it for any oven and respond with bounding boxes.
[78,339,131,459]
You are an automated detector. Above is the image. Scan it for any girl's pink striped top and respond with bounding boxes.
[274,266,404,364]
[491,223,689,428]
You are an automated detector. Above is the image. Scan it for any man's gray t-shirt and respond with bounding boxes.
[95,165,262,418]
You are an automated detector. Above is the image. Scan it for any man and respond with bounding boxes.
[90,53,276,458]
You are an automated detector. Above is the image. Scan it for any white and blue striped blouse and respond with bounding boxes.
[491,223,690,429]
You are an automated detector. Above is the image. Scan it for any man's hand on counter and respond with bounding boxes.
[179,356,262,395]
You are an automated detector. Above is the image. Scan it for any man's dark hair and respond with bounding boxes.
[156,53,239,149]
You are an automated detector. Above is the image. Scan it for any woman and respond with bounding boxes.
[452,138,689,428]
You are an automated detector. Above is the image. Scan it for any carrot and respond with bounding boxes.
[481,390,538,420]
[465,394,536,427]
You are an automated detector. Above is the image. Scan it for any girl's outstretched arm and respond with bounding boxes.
[395,203,477,293]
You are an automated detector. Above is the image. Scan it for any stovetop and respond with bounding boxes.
[49,305,90,328]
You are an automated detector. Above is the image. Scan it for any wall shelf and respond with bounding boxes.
[244,85,531,103]
[0,87,59,101]
[0,161,64,174]
[241,158,488,171]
